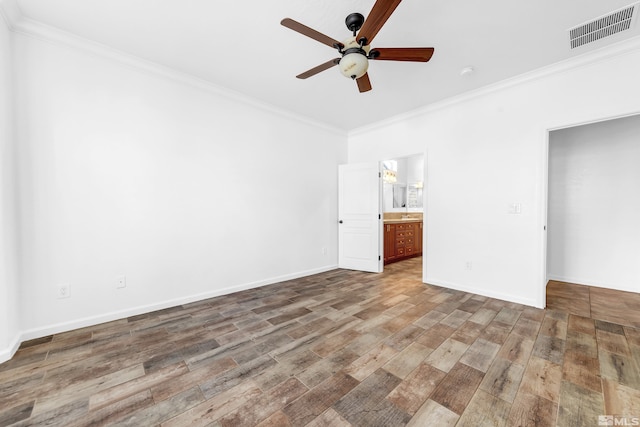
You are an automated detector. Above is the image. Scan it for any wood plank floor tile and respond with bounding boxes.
[567,314,595,335]
[333,368,409,426]
[532,334,566,365]
[546,281,591,318]
[304,408,350,427]
[602,378,640,416]
[625,325,640,346]
[479,357,525,404]
[468,308,498,326]
[450,320,485,345]
[413,310,447,329]
[9,399,89,427]
[590,287,640,328]
[415,323,456,349]
[424,338,470,373]
[219,378,308,427]
[508,392,557,427]
[406,399,459,427]
[344,343,398,381]
[519,355,563,403]
[430,362,485,415]
[73,389,156,427]
[494,307,522,327]
[386,362,447,415]
[161,380,262,427]
[440,309,473,329]
[255,410,293,427]
[595,319,626,335]
[0,401,34,426]
[383,324,425,351]
[309,328,361,359]
[596,329,632,356]
[511,317,541,338]
[479,322,511,345]
[295,348,359,389]
[198,354,277,399]
[460,338,502,373]
[89,361,189,410]
[497,333,534,366]
[282,371,359,427]
[565,329,598,358]
[556,381,604,427]
[540,316,568,339]
[32,363,146,416]
[382,342,434,379]
[521,306,546,322]
[456,389,511,427]
[599,349,640,389]
[150,357,237,402]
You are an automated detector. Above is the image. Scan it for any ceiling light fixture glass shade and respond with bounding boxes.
[339,51,369,79]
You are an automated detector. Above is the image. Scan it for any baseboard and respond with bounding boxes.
[427,278,542,309]
[547,274,638,294]
[0,331,22,365]
[11,264,338,354]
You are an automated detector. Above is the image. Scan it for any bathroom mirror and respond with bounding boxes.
[382,154,424,212]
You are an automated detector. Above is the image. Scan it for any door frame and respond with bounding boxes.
[540,111,640,308]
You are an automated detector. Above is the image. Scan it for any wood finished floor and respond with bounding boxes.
[546,280,640,328]
[2,258,640,426]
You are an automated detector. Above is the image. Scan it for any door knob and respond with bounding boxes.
[339,220,343,224]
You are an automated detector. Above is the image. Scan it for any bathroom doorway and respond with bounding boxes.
[381,153,425,281]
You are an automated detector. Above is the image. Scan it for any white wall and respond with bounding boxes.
[547,115,640,293]
[0,10,20,362]
[12,31,347,343]
[348,39,640,307]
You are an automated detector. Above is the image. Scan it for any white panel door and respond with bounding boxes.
[338,162,382,273]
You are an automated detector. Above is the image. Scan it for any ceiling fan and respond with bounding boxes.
[281,0,434,93]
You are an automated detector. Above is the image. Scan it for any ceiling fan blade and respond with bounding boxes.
[296,58,340,79]
[357,0,403,45]
[356,73,372,93]
[371,47,435,62]
[281,18,343,49]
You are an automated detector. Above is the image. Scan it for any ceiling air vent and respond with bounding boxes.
[569,3,638,49]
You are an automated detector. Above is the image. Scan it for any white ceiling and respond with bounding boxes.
[7,0,640,131]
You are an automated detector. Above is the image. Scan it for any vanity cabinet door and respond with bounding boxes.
[384,223,397,264]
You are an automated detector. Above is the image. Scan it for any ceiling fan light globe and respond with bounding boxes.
[339,52,369,79]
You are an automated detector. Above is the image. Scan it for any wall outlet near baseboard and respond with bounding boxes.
[57,284,70,299]
[117,276,127,289]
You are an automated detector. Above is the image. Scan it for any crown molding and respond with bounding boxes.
[349,35,640,138]
[0,0,22,30]
[0,3,347,137]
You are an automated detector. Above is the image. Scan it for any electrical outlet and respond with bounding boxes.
[57,284,70,299]
[117,275,127,289]
[322,247,327,255]
[466,261,472,270]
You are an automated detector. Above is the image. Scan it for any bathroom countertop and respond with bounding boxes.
[383,218,423,224]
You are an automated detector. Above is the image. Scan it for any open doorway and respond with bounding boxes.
[381,153,425,281]
[545,114,640,313]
